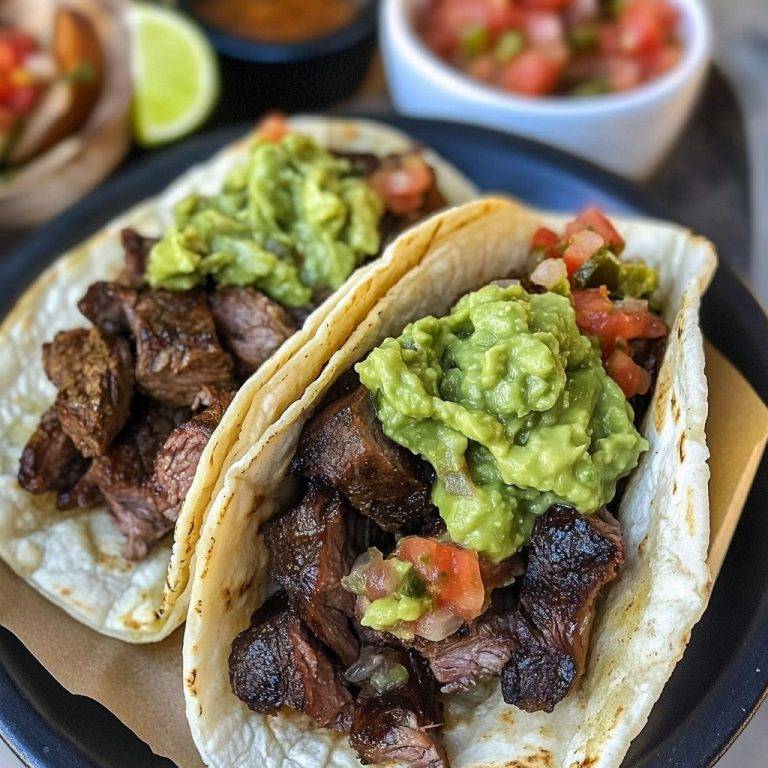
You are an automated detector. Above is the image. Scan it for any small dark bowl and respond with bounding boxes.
[181,0,378,121]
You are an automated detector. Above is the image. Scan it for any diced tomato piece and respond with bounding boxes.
[572,207,625,251]
[598,22,622,55]
[606,55,643,91]
[573,286,668,356]
[562,228,604,275]
[618,0,677,56]
[0,105,15,135]
[0,31,37,72]
[500,48,565,95]
[256,112,289,142]
[606,349,651,397]
[370,154,434,215]
[531,226,561,257]
[521,0,571,10]
[397,536,485,621]
[7,83,38,115]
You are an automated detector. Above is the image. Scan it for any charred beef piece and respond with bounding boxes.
[628,336,667,423]
[119,228,157,288]
[56,470,103,511]
[209,286,295,379]
[229,592,353,730]
[349,645,447,768]
[18,407,88,494]
[501,506,625,713]
[293,386,432,531]
[86,398,190,559]
[124,288,234,406]
[413,608,517,694]
[43,328,134,458]
[153,387,235,520]
[77,282,134,335]
[264,483,368,666]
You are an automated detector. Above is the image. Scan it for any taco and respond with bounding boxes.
[183,198,717,768]
[0,115,477,642]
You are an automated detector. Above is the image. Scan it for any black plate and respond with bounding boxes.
[1,116,766,768]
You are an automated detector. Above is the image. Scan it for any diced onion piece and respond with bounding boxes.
[345,647,385,683]
[365,560,402,600]
[530,257,568,289]
[415,607,465,641]
[442,470,476,497]
[615,297,649,314]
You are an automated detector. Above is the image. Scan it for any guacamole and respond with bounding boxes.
[146,133,384,307]
[356,284,648,562]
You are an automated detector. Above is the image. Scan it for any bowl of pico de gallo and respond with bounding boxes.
[381,0,711,179]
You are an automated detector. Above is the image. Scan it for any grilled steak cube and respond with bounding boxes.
[264,483,367,666]
[18,407,88,494]
[78,282,134,335]
[209,286,295,379]
[229,592,353,730]
[43,328,134,458]
[86,399,189,559]
[501,505,625,713]
[349,646,447,768]
[56,470,103,511]
[153,387,235,521]
[125,289,234,407]
[414,608,517,694]
[119,228,157,288]
[293,386,432,531]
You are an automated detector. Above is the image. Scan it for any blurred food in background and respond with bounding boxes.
[417,0,682,97]
[0,8,103,168]
[192,0,359,44]
[0,0,130,230]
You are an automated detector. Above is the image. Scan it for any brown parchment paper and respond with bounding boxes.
[0,341,765,768]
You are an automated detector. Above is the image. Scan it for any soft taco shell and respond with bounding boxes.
[183,197,716,768]
[0,116,477,642]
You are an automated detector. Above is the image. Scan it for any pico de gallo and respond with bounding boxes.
[416,0,683,97]
[528,206,667,398]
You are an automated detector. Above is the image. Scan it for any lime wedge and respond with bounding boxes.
[129,2,219,147]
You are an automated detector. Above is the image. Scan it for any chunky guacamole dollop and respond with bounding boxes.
[146,133,384,307]
[356,284,648,562]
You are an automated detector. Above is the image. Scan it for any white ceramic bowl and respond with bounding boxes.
[381,0,711,179]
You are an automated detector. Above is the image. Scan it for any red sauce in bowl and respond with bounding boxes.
[193,0,360,44]
[416,0,683,97]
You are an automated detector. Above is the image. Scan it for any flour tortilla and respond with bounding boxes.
[184,197,717,768]
[0,117,477,642]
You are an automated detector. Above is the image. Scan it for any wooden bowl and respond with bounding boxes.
[0,0,132,231]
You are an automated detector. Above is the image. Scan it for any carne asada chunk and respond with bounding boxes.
[501,505,625,713]
[348,645,447,768]
[77,282,134,335]
[293,386,432,531]
[414,607,517,694]
[86,398,189,559]
[18,407,88,494]
[119,228,157,288]
[153,387,235,521]
[43,328,134,458]
[264,483,367,666]
[56,469,103,511]
[209,286,295,379]
[125,288,234,407]
[229,592,353,730]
